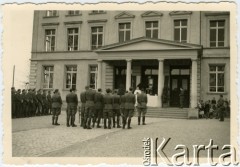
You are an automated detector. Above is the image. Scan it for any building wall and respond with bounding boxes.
[30,10,230,106]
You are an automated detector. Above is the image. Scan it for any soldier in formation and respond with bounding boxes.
[51,89,62,125]
[66,88,78,127]
[11,88,53,118]
[11,86,149,130]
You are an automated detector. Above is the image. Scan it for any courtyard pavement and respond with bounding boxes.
[12,111,230,159]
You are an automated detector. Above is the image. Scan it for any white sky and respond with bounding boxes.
[3,9,33,89]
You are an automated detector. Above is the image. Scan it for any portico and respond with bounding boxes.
[95,37,202,108]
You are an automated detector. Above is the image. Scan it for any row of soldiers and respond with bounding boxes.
[11,87,52,118]
[51,85,148,129]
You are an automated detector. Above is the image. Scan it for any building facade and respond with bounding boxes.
[30,10,230,108]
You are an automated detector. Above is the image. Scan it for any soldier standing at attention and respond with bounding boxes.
[15,89,22,118]
[103,88,113,129]
[27,89,34,117]
[51,89,62,125]
[22,89,29,118]
[137,89,148,125]
[32,89,38,116]
[66,88,78,127]
[84,85,96,129]
[93,88,104,128]
[36,89,43,116]
[123,87,135,129]
[47,91,52,115]
[112,90,121,128]
[11,87,16,118]
[42,90,48,115]
[80,86,88,127]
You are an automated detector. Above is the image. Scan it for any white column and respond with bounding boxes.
[97,59,102,89]
[158,59,164,107]
[126,59,132,91]
[191,58,198,108]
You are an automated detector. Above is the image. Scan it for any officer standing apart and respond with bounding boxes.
[84,85,96,129]
[123,87,135,129]
[66,88,78,127]
[93,88,104,128]
[179,88,185,108]
[137,88,148,125]
[51,89,62,125]
[112,90,121,128]
[103,88,113,129]
[80,86,88,127]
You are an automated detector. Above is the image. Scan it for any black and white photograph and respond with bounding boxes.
[2,1,239,166]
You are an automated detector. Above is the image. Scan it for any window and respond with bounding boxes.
[67,28,79,51]
[66,66,77,89]
[91,26,103,50]
[119,23,131,42]
[174,19,187,43]
[210,20,225,47]
[45,29,56,51]
[68,10,80,15]
[46,10,57,17]
[89,66,98,89]
[145,21,158,39]
[43,66,54,89]
[209,65,225,92]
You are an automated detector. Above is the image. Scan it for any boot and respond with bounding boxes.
[142,116,146,125]
[55,116,60,125]
[127,118,132,129]
[80,117,84,127]
[138,116,141,125]
[104,118,107,129]
[71,116,77,127]
[52,116,55,125]
[117,117,121,128]
[108,119,111,129]
[122,118,126,129]
[87,118,92,129]
[97,118,101,128]
[112,117,116,128]
[66,115,70,127]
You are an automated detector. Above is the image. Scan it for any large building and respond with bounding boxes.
[30,10,230,108]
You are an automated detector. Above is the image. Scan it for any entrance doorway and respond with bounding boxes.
[170,67,190,107]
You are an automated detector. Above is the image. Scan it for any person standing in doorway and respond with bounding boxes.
[179,88,185,108]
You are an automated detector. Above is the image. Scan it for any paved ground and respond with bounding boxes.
[12,112,230,159]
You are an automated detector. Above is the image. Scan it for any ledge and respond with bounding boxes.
[65,14,82,17]
[42,22,60,26]
[89,11,107,15]
[206,92,228,95]
[43,16,59,19]
[64,21,82,25]
[87,19,108,23]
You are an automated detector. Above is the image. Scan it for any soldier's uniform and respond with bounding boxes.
[123,90,135,129]
[120,94,125,125]
[66,90,78,127]
[32,89,38,116]
[103,89,113,129]
[47,91,52,115]
[112,91,121,128]
[217,96,225,121]
[84,87,96,129]
[51,90,62,125]
[15,89,22,118]
[137,91,148,125]
[28,90,33,116]
[21,89,29,117]
[93,89,104,128]
[11,87,16,118]
[80,89,87,127]
[36,89,43,116]
[42,91,48,115]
